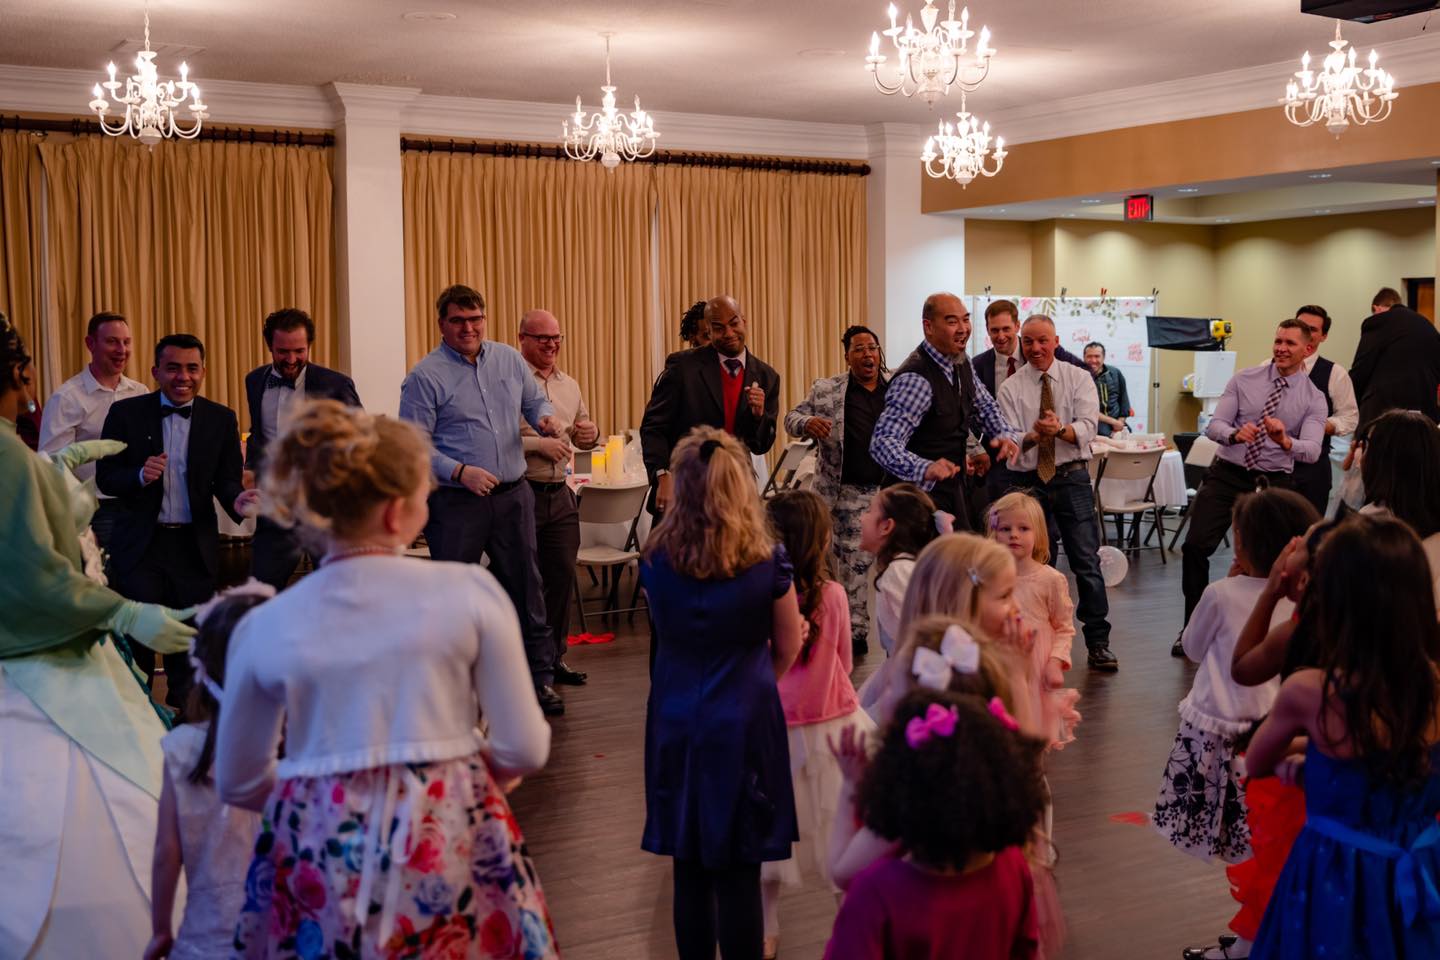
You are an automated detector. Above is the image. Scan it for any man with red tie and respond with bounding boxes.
[640,295,781,512]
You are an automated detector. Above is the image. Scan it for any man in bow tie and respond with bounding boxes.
[97,333,257,711]
[243,308,362,588]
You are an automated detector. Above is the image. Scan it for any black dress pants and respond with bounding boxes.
[1291,455,1333,518]
[251,516,309,590]
[1181,459,1294,623]
[425,482,556,688]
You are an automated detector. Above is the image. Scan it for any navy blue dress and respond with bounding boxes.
[640,545,799,867]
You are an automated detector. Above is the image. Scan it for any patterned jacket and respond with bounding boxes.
[784,373,886,502]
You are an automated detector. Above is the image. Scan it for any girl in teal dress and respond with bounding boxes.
[1247,513,1440,959]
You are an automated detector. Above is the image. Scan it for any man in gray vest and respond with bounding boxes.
[1291,304,1357,516]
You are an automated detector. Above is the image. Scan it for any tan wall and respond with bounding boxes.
[963,211,1437,437]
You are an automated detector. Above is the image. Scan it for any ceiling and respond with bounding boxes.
[2,0,1439,125]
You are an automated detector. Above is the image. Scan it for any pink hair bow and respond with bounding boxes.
[988,696,1020,732]
[905,703,960,749]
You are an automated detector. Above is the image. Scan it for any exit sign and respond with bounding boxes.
[1125,194,1154,221]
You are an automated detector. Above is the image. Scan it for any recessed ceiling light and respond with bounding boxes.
[997,208,1007,213]
[1431,160,1440,166]
[1080,198,1105,204]
[1064,213,1077,217]
[1420,199,1437,206]
[1308,173,1333,180]
[1177,187,1200,193]
[1215,218,1231,223]
[1314,209,1332,214]
[797,48,848,59]
[402,11,457,22]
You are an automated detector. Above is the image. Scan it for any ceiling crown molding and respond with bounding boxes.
[988,31,1440,146]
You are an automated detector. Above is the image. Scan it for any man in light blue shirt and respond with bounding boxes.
[400,284,566,715]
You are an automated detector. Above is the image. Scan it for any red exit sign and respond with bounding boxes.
[1125,194,1155,221]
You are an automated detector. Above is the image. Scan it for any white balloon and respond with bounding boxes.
[1098,545,1129,588]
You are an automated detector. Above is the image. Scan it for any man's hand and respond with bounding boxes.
[536,415,561,437]
[141,453,168,485]
[746,382,765,417]
[1234,422,1261,445]
[458,464,499,496]
[803,416,833,440]
[572,418,599,447]
[655,472,674,512]
[990,436,1020,464]
[1262,416,1292,450]
[1032,411,1064,438]
[923,458,962,484]
[234,489,262,518]
[967,450,991,477]
[536,436,572,464]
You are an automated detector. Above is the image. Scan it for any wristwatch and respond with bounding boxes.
[1227,430,1240,446]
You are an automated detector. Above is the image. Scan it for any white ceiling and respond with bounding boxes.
[2,0,1439,125]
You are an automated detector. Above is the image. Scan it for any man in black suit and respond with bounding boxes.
[641,295,781,512]
[98,333,256,710]
[1350,286,1440,434]
[244,307,362,588]
[972,299,1089,400]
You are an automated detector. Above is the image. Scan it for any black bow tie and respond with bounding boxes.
[161,404,192,419]
[267,373,297,390]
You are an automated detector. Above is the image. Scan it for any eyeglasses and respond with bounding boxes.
[520,334,565,346]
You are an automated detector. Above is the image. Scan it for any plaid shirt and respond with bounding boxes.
[870,340,1021,489]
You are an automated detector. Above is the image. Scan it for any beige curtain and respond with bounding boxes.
[655,164,868,424]
[39,136,334,415]
[0,131,46,388]
[403,151,657,434]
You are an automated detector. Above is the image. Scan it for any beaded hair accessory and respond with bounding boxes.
[967,566,983,586]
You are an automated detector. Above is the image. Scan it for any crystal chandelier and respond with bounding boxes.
[88,8,207,145]
[865,0,995,105]
[1281,21,1397,136]
[562,34,658,170]
[920,94,1007,187]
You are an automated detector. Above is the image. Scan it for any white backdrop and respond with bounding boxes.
[965,295,1158,434]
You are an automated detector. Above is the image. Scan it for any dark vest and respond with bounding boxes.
[883,345,974,515]
[1308,355,1335,458]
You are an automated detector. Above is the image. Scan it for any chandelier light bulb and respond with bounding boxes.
[1281,21,1397,137]
[561,33,659,170]
[865,0,996,104]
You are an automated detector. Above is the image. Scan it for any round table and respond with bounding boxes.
[1095,448,1187,508]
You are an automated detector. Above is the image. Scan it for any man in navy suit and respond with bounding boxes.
[98,333,256,709]
[243,308,362,588]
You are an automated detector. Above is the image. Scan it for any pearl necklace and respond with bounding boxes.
[321,544,403,566]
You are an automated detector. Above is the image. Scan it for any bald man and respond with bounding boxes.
[519,309,600,686]
[640,295,781,512]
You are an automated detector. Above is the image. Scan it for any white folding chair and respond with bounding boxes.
[1168,437,1224,552]
[572,481,652,631]
[1095,449,1167,563]
[762,439,815,498]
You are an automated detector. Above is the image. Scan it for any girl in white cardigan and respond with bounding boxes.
[216,400,557,960]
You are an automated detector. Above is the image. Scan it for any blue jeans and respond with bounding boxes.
[994,463,1112,650]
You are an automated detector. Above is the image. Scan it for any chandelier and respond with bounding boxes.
[1281,21,1397,136]
[865,0,995,105]
[88,8,207,145]
[562,34,658,170]
[920,94,1007,187]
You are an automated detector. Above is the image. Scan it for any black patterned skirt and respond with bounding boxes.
[1153,719,1252,863]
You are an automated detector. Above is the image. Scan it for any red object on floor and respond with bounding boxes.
[566,632,616,646]
[1109,811,1150,826]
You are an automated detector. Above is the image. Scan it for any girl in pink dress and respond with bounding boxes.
[987,492,1082,750]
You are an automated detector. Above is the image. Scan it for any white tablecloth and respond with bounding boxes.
[1096,449,1187,509]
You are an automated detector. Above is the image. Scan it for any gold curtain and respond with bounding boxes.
[39,136,334,415]
[403,151,656,434]
[0,131,46,388]
[654,164,868,422]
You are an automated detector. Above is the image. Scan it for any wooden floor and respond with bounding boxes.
[510,542,1238,960]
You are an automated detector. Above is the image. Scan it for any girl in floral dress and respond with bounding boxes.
[215,401,557,960]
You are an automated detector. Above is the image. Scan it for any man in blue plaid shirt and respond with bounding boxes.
[870,292,1021,527]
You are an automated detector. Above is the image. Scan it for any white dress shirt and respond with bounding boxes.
[994,344,1023,394]
[997,359,1099,472]
[1179,575,1292,734]
[1302,353,1359,438]
[154,394,192,524]
[38,366,147,487]
[260,363,307,444]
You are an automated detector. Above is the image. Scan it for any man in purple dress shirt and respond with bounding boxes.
[1177,319,1327,651]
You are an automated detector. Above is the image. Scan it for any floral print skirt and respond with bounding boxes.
[1153,719,1251,864]
[232,754,558,960]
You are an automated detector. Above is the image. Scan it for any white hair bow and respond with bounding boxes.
[911,624,981,691]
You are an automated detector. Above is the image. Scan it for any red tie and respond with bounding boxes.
[1006,356,1017,377]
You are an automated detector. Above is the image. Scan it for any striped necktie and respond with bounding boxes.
[1244,376,1287,470]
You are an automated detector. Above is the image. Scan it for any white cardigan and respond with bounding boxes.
[1179,575,1293,736]
[215,555,550,811]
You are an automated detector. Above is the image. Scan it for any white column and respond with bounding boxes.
[865,123,967,361]
[327,83,422,415]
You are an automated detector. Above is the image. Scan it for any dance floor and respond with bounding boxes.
[511,543,1237,960]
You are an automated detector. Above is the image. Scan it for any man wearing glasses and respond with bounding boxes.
[400,284,568,716]
[518,308,599,690]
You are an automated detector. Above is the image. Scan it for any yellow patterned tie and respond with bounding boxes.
[1037,373,1056,483]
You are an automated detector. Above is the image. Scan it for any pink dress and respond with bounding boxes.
[1011,564,1082,751]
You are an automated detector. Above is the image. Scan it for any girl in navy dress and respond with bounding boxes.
[640,426,805,960]
[1247,514,1440,959]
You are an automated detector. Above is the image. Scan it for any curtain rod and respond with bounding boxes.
[399,137,870,177]
[0,115,334,148]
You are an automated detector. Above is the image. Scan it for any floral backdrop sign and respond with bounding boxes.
[965,295,1157,434]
